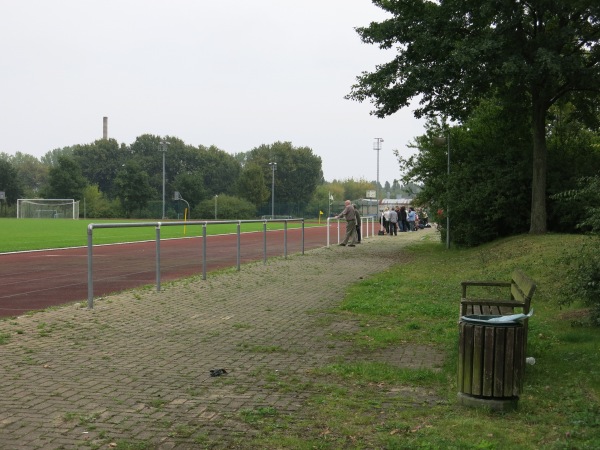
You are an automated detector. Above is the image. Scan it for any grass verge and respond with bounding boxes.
[241,233,600,449]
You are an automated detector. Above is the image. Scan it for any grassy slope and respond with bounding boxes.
[247,233,599,449]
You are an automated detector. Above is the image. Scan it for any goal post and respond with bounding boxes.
[17,199,80,219]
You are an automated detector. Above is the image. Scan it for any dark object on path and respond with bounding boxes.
[210,368,228,377]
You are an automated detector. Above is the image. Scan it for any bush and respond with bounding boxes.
[194,195,257,220]
[560,238,600,326]
[555,175,600,325]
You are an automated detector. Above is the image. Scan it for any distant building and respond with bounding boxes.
[380,198,413,209]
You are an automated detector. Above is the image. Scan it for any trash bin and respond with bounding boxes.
[457,315,525,411]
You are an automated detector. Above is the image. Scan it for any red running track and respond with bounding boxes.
[0,224,342,318]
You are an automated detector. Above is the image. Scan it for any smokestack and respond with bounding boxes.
[103,116,108,140]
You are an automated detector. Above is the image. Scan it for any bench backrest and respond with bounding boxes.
[510,269,536,314]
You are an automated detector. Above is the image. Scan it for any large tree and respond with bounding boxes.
[0,156,23,205]
[244,142,323,214]
[236,163,269,208]
[347,1,600,233]
[73,139,126,199]
[114,160,155,218]
[5,152,46,197]
[43,156,87,200]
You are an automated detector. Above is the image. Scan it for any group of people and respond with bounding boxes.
[335,201,430,247]
[381,206,428,235]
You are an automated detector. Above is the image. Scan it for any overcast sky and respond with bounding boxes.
[0,1,426,185]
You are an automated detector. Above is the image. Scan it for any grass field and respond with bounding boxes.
[0,218,314,253]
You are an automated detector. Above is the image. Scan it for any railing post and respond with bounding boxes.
[202,223,207,280]
[301,219,305,255]
[237,221,241,271]
[156,224,161,292]
[87,224,94,309]
[284,220,288,258]
[263,221,267,265]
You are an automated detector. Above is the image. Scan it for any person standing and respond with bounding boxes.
[395,206,403,232]
[383,207,391,234]
[400,206,408,232]
[408,207,417,231]
[353,204,362,243]
[335,200,358,247]
[389,207,398,235]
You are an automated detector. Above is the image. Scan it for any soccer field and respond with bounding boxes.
[0,218,310,253]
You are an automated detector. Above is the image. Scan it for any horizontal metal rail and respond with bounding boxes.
[87,219,305,309]
[326,216,374,247]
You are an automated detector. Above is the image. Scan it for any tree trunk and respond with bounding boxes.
[530,98,547,234]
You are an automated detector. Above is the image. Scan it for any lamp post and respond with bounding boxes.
[269,162,277,219]
[373,138,383,225]
[434,134,450,249]
[214,195,218,220]
[159,140,169,219]
[446,133,450,249]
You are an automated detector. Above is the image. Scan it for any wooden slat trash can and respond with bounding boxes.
[457,316,525,411]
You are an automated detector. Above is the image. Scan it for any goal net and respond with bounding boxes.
[17,199,80,219]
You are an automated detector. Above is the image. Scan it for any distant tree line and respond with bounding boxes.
[1,136,401,220]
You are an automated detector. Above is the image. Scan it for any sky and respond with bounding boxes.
[0,0,426,185]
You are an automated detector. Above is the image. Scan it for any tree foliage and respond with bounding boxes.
[172,171,206,212]
[43,156,87,200]
[114,160,155,218]
[401,99,533,247]
[243,142,323,216]
[402,91,600,247]
[348,0,600,234]
[237,163,269,207]
[6,152,47,197]
[554,175,600,325]
[73,139,126,199]
[6,134,328,219]
[0,156,23,205]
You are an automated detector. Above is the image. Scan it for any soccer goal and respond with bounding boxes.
[17,199,80,219]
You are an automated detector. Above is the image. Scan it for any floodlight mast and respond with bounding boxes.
[374,138,384,219]
[159,140,170,219]
[269,162,277,218]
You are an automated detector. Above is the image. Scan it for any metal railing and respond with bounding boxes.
[87,219,305,309]
[326,216,375,247]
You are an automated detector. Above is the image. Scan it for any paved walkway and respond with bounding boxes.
[0,228,443,449]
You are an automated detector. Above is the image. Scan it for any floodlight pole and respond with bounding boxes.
[434,133,450,249]
[374,138,383,222]
[269,162,277,218]
[446,133,450,250]
[159,140,169,219]
[214,195,218,220]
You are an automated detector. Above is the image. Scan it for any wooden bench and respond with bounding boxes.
[460,269,536,318]
[457,269,537,409]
